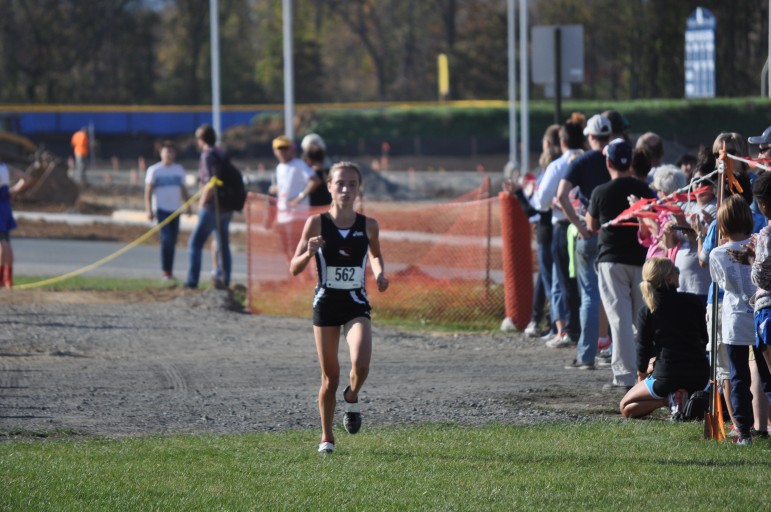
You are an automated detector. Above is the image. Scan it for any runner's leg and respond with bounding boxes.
[343,317,373,401]
[315,325,341,443]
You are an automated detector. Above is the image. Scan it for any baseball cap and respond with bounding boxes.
[602,110,630,134]
[748,126,771,145]
[604,138,633,170]
[272,135,291,150]
[301,133,326,152]
[583,114,612,137]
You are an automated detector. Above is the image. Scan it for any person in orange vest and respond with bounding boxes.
[71,127,90,185]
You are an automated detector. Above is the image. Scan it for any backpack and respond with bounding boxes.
[214,154,247,212]
[680,389,709,421]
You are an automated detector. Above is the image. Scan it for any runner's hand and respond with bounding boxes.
[376,273,389,292]
[307,236,324,255]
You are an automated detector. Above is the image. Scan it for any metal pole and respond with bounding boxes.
[282,0,295,140]
[519,0,529,172]
[506,0,518,169]
[209,0,222,142]
[554,27,562,124]
[88,122,95,167]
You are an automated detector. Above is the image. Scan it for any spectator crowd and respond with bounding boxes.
[507,111,771,445]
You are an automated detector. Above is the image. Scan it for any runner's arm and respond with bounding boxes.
[290,215,323,276]
[367,217,389,292]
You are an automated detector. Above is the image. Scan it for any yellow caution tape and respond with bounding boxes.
[15,176,220,290]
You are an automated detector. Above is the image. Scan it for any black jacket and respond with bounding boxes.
[636,287,709,378]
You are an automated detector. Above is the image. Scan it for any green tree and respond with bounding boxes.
[0,0,156,103]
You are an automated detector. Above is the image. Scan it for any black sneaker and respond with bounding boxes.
[750,428,769,439]
[602,382,632,392]
[564,359,595,370]
[342,386,362,434]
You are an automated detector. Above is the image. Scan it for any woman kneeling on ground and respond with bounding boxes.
[620,257,709,418]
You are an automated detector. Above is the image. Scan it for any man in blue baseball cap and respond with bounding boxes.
[586,138,656,392]
[748,126,771,160]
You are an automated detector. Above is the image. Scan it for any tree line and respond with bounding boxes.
[0,0,765,106]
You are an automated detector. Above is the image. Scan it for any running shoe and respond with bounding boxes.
[732,436,752,446]
[750,428,769,439]
[318,441,335,454]
[545,332,573,349]
[727,424,740,438]
[564,359,595,370]
[602,382,632,392]
[524,321,540,338]
[342,386,362,434]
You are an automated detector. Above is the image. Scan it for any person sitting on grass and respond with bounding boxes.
[620,257,709,419]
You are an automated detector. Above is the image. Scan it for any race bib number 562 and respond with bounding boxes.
[325,266,363,289]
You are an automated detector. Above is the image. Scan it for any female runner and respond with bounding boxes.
[290,161,389,454]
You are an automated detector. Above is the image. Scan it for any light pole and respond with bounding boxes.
[209,0,221,142]
[282,0,295,140]
[507,0,518,171]
[519,0,529,172]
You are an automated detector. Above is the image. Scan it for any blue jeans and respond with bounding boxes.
[726,344,771,436]
[156,209,180,275]
[551,222,571,328]
[575,234,600,364]
[532,239,553,326]
[185,207,232,288]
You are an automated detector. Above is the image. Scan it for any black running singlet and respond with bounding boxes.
[314,213,370,292]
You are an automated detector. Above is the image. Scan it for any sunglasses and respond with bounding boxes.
[276,146,290,151]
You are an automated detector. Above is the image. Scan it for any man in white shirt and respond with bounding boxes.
[270,135,322,260]
[533,119,584,348]
[145,142,190,280]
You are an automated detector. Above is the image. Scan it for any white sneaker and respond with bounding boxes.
[545,332,573,349]
[524,321,539,337]
[318,441,335,454]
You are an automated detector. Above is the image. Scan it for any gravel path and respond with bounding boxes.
[0,290,622,439]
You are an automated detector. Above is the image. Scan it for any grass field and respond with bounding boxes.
[3,276,768,510]
[2,421,769,511]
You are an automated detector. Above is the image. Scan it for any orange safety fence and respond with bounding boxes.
[244,177,533,330]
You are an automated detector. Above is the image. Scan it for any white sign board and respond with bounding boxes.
[531,25,584,85]
[685,7,716,98]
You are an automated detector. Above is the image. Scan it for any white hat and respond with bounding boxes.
[301,133,326,152]
[583,115,612,137]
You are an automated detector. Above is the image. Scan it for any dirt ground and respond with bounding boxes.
[0,287,626,440]
[1,184,627,441]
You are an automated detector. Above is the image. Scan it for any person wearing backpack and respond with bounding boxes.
[184,124,234,289]
[270,135,321,261]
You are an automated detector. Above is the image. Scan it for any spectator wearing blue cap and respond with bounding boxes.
[748,127,771,233]
[586,138,656,391]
